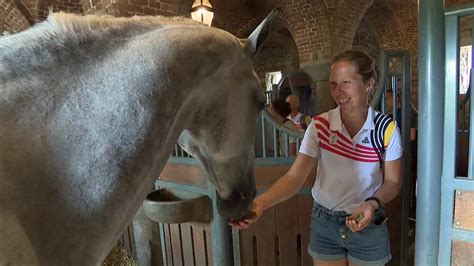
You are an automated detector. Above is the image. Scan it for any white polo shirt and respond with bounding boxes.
[299,106,402,213]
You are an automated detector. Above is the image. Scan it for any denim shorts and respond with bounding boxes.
[307,202,391,266]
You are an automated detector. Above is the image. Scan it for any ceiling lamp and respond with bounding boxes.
[190,0,215,27]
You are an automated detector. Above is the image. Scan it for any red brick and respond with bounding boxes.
[149,0,161,9]
[129,0,149,7]
[160,2,179,14]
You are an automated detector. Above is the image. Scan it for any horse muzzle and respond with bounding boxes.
[216,188,256,220]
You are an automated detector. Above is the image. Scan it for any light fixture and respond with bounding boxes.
[190,0,215,27]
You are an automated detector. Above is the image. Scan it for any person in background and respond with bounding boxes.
[269,98,299,157]
[286,95,311,131]
[231,50,402,266]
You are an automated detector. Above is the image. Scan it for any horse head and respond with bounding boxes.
[178,9,280,219]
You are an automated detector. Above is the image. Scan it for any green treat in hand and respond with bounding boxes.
[354,213,364,222]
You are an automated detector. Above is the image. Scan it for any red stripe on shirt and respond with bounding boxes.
[315,116,356,147]
[319,142,380,163]
[315,123,378,156]
[355,143,376,151]
[320,132,378,160]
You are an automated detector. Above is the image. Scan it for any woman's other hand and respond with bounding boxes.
[345,200,378,232]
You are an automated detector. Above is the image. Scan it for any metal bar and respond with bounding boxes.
[273,127,277,158]
[469,42,474,179]
[284,134,289,157]
[155,180,208,194]
[415,1,445,265]
[452,228,474,242]
[370,51,388,109]
[207,182,234,266]
[167,157,199,165]
[438,11,458,266]
[400,52,411,266]
[463,100,466,130]
[159,223,168,265]
[232,229,241,265]
[392,75,398,122]
[445,3,474,17]
[381,87,386,113]
[261,114,267,158]
[453,178,474,190]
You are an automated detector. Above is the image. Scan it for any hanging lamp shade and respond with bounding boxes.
[190,0,215,27]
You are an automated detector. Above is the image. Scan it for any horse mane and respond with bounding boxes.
[0,12,204,50]
[48,12,203,33]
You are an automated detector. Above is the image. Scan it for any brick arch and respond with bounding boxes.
[367,0,407,51]
[234,0,332,64]
[234,12,272,38]
[207,0,333,64]
[372,0,418,101]
[234,16,299,76]
[331,0,374,55]
[1,0,30,33]
[213,9,268,38]
[253,26,300,77]
[280,0,331,63]
[352,17,380,60]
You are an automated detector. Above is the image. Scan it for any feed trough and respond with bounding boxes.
[143,189,210,223]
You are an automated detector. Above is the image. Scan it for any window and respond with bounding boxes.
[459,45,471,94]
[264,71,282,105]
[265,71,282,91]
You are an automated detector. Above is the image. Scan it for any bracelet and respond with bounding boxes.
[365,197,382,209]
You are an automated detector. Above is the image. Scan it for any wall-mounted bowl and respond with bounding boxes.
[143,189,210,223]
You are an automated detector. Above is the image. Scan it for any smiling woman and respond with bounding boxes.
[231,50,403,266]
[329,50,379,137]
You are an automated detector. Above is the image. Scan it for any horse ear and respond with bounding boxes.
[246,7,282,57]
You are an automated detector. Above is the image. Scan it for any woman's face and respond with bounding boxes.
[329,60,373,112]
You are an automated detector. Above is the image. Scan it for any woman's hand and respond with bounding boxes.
[228,200,264,230]
[345,200,378,232]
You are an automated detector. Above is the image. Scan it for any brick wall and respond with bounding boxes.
[357,0,416,101]
[106,0,185,17]
[280,0,332,63]
[5,0,474,101]
[1,0,30,33]
[352,17,380,60]
[330,0,374,55]
[254,28,300,79]
[37,0,83,20]
[20,0,39,21]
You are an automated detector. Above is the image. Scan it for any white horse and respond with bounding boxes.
[0,10,279,265]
